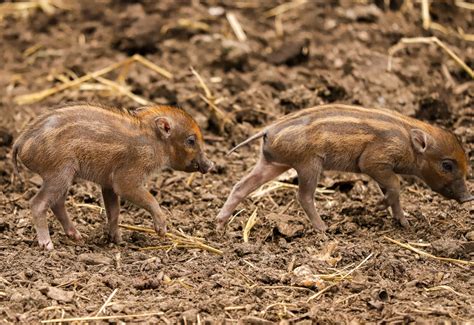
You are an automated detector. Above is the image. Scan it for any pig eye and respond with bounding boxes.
[441,160,454,173]
[186,135,196,147]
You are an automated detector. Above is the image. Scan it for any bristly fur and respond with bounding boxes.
[53,101,136,117]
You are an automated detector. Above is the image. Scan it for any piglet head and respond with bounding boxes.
[153,107,214,174]
[411,128,472,203]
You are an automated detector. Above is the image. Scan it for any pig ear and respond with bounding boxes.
[410,129,432,153]
[155,117,172,139]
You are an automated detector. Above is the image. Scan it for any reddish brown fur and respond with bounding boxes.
[217,104,472,231]
[13,103,213,250]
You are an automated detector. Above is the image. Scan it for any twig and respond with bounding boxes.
[384,236,474,266]
[95,288,118,316]
[387,37,474,79]
[307,253,373,302]
[243,208,258,243]
[41,312,164,323]
[226,12,247,42]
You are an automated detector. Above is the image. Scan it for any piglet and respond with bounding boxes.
[217,104,472,231]
[12,103,214,250]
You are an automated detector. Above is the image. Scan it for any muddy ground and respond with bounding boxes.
[0,0,473,323]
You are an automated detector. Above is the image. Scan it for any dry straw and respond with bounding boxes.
[119,224,223,255]
[384,236,474,266]
[14,54,172,105]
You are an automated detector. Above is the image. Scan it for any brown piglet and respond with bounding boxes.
[217,104,472,231]
[12,103,214,250]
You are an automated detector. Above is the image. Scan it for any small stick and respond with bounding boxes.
[226,12,247,42]
[95,288,118,316]
[41,312,164,323]
[307,253,373,302]
[243,208,258,243]
[384,236,474,266]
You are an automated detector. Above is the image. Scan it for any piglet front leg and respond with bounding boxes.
[367,169,409,228]
[113,178,167,237]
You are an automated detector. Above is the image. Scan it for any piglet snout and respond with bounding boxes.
[199,158,214,174]
[458,194,474,204]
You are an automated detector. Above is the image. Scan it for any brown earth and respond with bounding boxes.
[0,0,473,323]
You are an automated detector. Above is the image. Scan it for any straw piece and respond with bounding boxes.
[251,181,334,199]
[92,76,151,105]
[15,54,172,105]
[425,285,471,298]
[455,0,474,10]
[264,0,307,18]
[243,208,258,243]
[132,54,172,79]
[41,312,164,323]
[387,37,474,79]
[384,236,474,266]
[226,12,247,42]
[119,224,223,255]
[15,57,135,105]
[421,0,430,30]
[190,66,213,99]
[95,288,118,316]
[307,253,373,302]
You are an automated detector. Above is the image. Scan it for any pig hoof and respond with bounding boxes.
[38,239,54,250]
[66,229,82,241]
[313,222,328,232]
[108,231,123,244]
[216,221,227,232]
[399,218,410,228]
[154,224,167,237]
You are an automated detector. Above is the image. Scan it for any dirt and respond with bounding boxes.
[0,1,473,323]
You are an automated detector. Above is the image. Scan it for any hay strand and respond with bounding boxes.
[384,236,474,266]
[41,312,164,323]
[119,224,223,255]
[95,288,118,316]
[226,12,247,42]
[243,208,258,243]
[307,253,373,302]
[387,37,474,79]
[14,54,172,105]
[264,0,307,18]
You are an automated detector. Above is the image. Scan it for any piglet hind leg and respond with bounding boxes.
[51,195,82,241]
[113,177,167,236]
[295,160,327,232]
[102,188,121,243]
[216,157,290,231]
[30,173,73,250]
